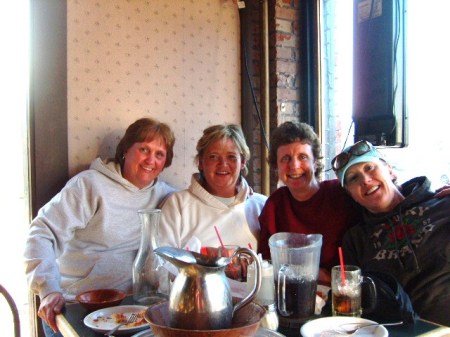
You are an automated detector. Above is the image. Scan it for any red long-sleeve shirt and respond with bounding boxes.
[258,179,362,271]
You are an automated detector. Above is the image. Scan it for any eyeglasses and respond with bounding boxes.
[331,140,375,172]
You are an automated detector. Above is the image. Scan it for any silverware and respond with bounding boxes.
[333,320,403,335]
[104,313,138,336]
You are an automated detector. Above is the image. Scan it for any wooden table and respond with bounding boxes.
[57,296,450,337]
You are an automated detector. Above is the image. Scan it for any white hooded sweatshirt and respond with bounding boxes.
[24,157,177,300]
[158,173,267,250]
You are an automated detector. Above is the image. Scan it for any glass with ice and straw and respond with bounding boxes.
[331,265,377,317]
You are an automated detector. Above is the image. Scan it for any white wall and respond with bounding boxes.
[68,0,242,189]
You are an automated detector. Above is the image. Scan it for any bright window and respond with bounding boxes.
[320,0,450,190]
[0,1,30,335]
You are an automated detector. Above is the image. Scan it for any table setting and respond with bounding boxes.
[58,290,449,337]
[57,230,449,337]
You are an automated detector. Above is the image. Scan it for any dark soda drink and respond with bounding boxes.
[332,292,362,316]
[277,278,317,319]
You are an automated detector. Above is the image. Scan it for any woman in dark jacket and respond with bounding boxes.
[333,140,450,326]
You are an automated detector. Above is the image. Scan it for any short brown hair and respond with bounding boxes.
[115,117,175,168]
[269,121,323,178]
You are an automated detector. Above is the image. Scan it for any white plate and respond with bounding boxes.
[300,317,388,337]
[130,327,284,337]
[83,305,149,335]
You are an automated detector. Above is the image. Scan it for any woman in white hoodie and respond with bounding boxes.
[24,117,177,336]
[159,124,267,253]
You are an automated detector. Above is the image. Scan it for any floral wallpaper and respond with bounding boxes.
[68,0,241,189]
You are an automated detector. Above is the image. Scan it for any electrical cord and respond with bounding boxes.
[238,4,270,151]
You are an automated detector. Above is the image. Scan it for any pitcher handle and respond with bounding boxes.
[277,264,291,317]
[232,247,261,315]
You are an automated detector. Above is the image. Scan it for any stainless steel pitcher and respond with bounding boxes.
[154,246,261,330]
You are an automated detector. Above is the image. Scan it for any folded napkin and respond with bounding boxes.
[229,278,249,298]
[315,285,330,315]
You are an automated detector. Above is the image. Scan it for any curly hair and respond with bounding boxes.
[269,121,323,178]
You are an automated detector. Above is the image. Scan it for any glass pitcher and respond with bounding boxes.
[132,209,169,305]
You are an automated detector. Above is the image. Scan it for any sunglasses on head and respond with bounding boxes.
[331,140,375,172]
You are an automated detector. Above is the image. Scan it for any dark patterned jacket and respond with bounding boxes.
[342,176,450,326]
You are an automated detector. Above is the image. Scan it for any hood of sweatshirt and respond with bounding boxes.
[90,157,160,192]
[362,176,435,271]
[362,176,434,226]
[188,172,253,210]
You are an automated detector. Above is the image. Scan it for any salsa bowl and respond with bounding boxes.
[76,288,127,312]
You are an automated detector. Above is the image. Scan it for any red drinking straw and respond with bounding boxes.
[338,246,346,285]
[214,225,225,247]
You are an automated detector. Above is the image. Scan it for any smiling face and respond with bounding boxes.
[276,141,320,201]
[122,136,168,189]
[198,137,245,197]
[344,160,404,213]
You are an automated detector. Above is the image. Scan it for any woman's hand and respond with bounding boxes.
[435,184,450,198]
[38,292,65,332]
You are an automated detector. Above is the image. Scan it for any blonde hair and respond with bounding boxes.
[195,124,250,176]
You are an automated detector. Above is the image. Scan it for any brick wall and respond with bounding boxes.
[269,0,302,191]
[241,0,302,194]
[271,0,302,126]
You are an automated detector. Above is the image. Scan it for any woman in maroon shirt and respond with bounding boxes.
[257,121,362,284]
